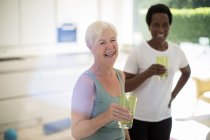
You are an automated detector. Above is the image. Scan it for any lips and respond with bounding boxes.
[157,33,165,38]
[104,51,115,57]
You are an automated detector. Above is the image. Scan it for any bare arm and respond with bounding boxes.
[72,103,127,139]
[71,75,131,139]
[125,129,131,140]
[124,64,166,92]
[124,71,149,92]
[168,65,191,107]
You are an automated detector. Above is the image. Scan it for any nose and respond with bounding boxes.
[158,26,165,32]
[107,42,114,48]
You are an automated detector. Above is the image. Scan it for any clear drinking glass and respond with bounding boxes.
[156,56,168,80]
[118,94,137,129]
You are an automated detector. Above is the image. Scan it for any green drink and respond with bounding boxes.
[118,112,134,129]
[156,56,168,80]
[118,94,137,129]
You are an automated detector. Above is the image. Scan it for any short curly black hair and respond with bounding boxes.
[146,4,172,26]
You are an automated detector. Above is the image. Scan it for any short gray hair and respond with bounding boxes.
[85,20,118,49]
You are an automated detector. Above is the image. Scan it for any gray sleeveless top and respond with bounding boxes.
[81,69,125,140]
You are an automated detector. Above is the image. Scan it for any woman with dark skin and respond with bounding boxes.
[124,4,191,140]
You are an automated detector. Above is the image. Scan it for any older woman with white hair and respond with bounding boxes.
[71,21,131,140]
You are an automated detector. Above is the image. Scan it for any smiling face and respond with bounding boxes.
[149,13,170,43]
[92,29,118,66]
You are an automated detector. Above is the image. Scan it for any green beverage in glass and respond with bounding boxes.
[118,94,137,129]
[156,56,168,80]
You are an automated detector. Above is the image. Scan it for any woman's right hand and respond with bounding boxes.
[146,64,167,77]
[106,103,131,122]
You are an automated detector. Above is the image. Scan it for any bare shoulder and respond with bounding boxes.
[72,73,96,113]
[73,73,95,98]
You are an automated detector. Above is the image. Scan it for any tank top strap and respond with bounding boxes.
[83,71,103,96]
[83,70,96,81]
[114,69,125,94]
[84,70,125,95]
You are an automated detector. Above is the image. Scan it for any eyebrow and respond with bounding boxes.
[98,37,116,41]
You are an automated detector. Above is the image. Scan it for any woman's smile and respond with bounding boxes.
[104,49,116,58]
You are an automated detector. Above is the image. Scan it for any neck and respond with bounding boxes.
[91,64,114,77]
[148,40,168,51]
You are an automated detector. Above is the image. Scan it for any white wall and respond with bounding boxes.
[0,0,133,51]
[99,0,133,45]
[57,0,98,47]
[20,0,56,45]
[0,0,19,46]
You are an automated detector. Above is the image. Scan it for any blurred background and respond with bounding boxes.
[0,0,209,140]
